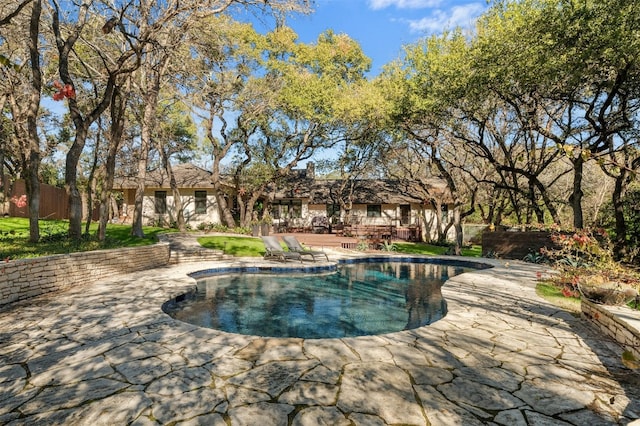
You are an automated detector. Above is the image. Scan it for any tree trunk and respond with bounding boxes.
[570,156,584,229]
[24,157,40,243]
[131,80,158,237]
[215,189,236,227]
[163,155,185,231]
[84,123,102,235]
[25,0,43,243]
[453,206,463,256]
[66,124,88,240]
[612,171,628,260]
[98,83,127,241]
[211,158,236,227]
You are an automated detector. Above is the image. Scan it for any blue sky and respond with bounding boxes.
[284,0,487,75]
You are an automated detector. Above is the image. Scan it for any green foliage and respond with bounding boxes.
[540,229,640,305]
[196,222,251,235]
[380,240,397,252]
[597,184,640,263]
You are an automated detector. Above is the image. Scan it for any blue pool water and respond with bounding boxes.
[163,259,475,339]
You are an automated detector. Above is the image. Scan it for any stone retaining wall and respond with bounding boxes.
[0,243,170,308]
[582,299,640,361]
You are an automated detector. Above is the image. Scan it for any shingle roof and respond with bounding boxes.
[115,163,214,189]
[271,178,452,204]
[115,163,453,204]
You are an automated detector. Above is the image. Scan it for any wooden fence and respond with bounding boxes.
[482,230,557,259]
[8,179,68,220]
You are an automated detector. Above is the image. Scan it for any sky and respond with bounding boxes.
[282,0,488,75]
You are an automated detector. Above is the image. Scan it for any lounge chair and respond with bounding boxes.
[261,236,302,262]
[282,235,329,262]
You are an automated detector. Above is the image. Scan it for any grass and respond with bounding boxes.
[0,217,168,259]
[198,235,482,258]
[1,217,483,259]
[535,281,582,315]
[198,236,268,257]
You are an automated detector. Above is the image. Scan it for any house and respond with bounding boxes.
[116,163,222,227]
[116,162,455,241]
[267,163,455,241]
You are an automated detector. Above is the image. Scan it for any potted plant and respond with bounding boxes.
[250,212,260,236]
[261,213,272,236]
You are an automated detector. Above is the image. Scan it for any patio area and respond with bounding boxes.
[1,247,639,425]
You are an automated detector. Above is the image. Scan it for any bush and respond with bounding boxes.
[539,229,640,305]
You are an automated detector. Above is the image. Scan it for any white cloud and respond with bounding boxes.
[407,3,485,34]
[368,0,443,10]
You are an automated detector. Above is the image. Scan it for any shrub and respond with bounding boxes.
[540,229,640,305]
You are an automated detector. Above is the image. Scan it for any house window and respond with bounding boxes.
[154,191,167,214]
[195,191,207,214]
[400,204,411,225]
[272,200,302,219]
[367,204,381,218]
[327,204,340,222]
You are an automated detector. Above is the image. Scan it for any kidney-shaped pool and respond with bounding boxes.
[162,257,488,339]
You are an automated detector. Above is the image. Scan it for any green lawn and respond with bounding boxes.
[198,235,482,258]
[198,235,269,257]
[0,217,167,259]
[1,217,482,259]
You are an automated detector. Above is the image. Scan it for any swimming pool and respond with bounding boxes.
[163,258,483,339]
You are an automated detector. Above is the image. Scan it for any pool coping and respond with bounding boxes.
[2,253,639,424]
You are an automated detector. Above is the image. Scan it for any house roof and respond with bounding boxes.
[271,178,453,205]
[115,163,215,190]
[115,162,453,204]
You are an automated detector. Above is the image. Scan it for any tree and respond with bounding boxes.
[156,101,197,231]
[474,0,640,229]
[185,15,265,228]
[1,0,44,242]
[232,28,371,227]
[51,1,141,241]
[127,0,312,237]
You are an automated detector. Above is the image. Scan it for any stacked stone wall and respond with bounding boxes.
[0,243,170,308]
[582,299,640,361]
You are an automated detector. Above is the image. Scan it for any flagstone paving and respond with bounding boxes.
[1,253,639,425]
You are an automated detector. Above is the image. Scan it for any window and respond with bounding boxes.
[195,191,207,214]
[442,205,449,223]
[367,204,381,218]
[327,204,340,222]
[154,191,167,214]
[400,204,411,225]
[272,200,302,219]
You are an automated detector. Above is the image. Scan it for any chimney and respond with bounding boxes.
[306,162,315,180]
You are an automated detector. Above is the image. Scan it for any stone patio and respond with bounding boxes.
[1,246,639,425]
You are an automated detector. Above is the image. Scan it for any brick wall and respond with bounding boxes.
[0,243,170,308]
[582,299,640,361]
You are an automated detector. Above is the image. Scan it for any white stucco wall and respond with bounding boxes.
[123,189,220,228]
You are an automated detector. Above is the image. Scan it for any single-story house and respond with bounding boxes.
[267,163,455,241]
[115,162,455,241]
[115,163,222,227]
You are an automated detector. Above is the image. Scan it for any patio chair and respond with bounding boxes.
[261,236,302,262]
[282,235,329,262]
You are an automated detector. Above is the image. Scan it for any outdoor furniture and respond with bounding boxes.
[311,216,330,234]
[261,236,302,262]
[282,235,329,261]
